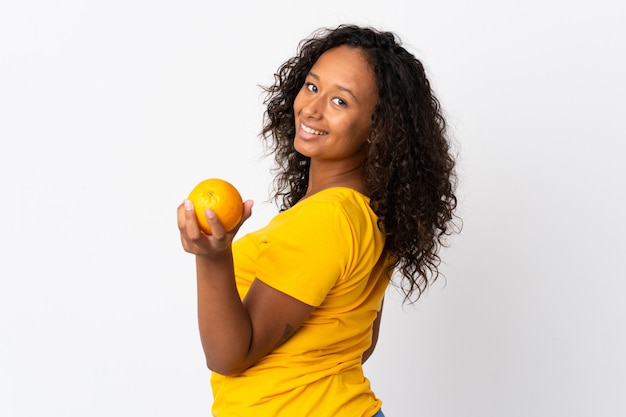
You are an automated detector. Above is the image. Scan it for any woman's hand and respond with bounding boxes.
[177,198,254,257]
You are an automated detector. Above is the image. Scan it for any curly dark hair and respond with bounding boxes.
[260,24,459,303]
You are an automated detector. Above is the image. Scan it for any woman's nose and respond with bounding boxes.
[302,97,322,118]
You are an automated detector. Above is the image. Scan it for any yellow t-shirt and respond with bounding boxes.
[210,187,392,417]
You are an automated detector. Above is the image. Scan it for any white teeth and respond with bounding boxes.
[301,124,326,135]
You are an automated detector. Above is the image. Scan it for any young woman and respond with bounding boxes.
[177,24,458,417]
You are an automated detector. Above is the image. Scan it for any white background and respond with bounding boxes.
[1,1,625,416]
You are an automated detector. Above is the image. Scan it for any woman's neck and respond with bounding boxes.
[304,161,367,198]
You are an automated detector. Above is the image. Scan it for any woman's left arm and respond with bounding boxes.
[362,297,384,364]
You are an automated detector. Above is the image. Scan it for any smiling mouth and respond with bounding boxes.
[301,123,327,135]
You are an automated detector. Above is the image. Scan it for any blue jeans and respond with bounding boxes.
[373,410,385,417]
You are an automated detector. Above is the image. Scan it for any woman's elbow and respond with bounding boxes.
[205,358,250,376]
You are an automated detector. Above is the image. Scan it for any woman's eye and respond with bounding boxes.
[332,97,346,106]
[305,82,317,93]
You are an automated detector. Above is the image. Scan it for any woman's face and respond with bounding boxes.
[293,45,378,163]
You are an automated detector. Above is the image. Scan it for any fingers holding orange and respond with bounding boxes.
[177,200,204,253]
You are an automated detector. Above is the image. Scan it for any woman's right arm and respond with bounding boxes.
[178,200,314,375]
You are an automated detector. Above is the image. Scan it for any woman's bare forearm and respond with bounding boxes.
[195,253,253,375]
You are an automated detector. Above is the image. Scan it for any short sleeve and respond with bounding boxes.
[254,199,354,306]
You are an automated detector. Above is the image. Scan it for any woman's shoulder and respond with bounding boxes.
[289,187,375,224]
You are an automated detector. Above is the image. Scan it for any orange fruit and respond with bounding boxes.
[187,178,243,234]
